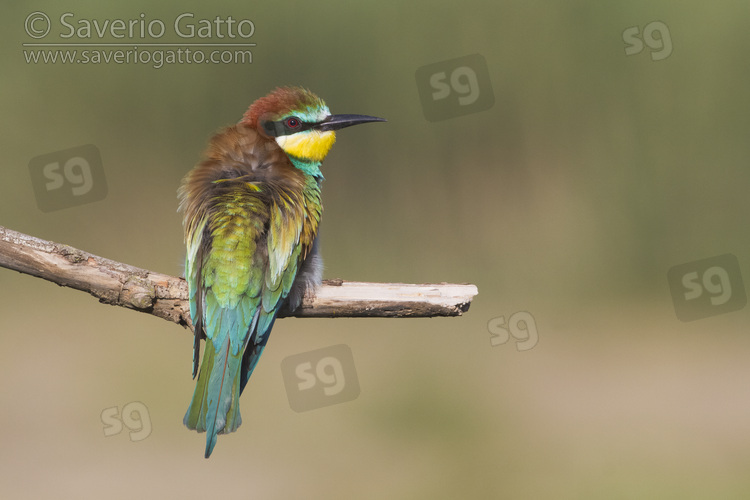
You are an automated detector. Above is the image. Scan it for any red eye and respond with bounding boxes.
[285,117,301,129]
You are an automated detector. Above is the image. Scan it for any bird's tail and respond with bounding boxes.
[184,336,243,458]
[239,317,273,394]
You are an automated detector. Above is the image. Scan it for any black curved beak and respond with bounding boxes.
[315,114,386,132]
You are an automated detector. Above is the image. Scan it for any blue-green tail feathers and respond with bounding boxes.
[240,314,275,393]
[184,307,261,458]
[183,336,243,458]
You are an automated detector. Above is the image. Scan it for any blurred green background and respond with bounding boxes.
[3,1,750,498]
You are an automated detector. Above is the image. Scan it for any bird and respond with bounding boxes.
[178,86,385,458]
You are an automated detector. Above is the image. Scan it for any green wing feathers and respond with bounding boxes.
[182,174,318,458]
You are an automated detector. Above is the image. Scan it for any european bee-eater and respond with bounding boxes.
[178,86,384,458]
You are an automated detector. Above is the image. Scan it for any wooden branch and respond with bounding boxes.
[0,226,478,331]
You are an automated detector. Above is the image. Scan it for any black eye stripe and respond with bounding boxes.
[259,118,315,137]
[283,119,313,133]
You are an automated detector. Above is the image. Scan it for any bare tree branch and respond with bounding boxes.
[0,226,478,332]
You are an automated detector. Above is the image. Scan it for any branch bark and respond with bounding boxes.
[0,226,478,331]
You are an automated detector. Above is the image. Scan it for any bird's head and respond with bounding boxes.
[241,86,385,164]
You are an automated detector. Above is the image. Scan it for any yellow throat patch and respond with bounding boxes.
[276,130,336,163]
